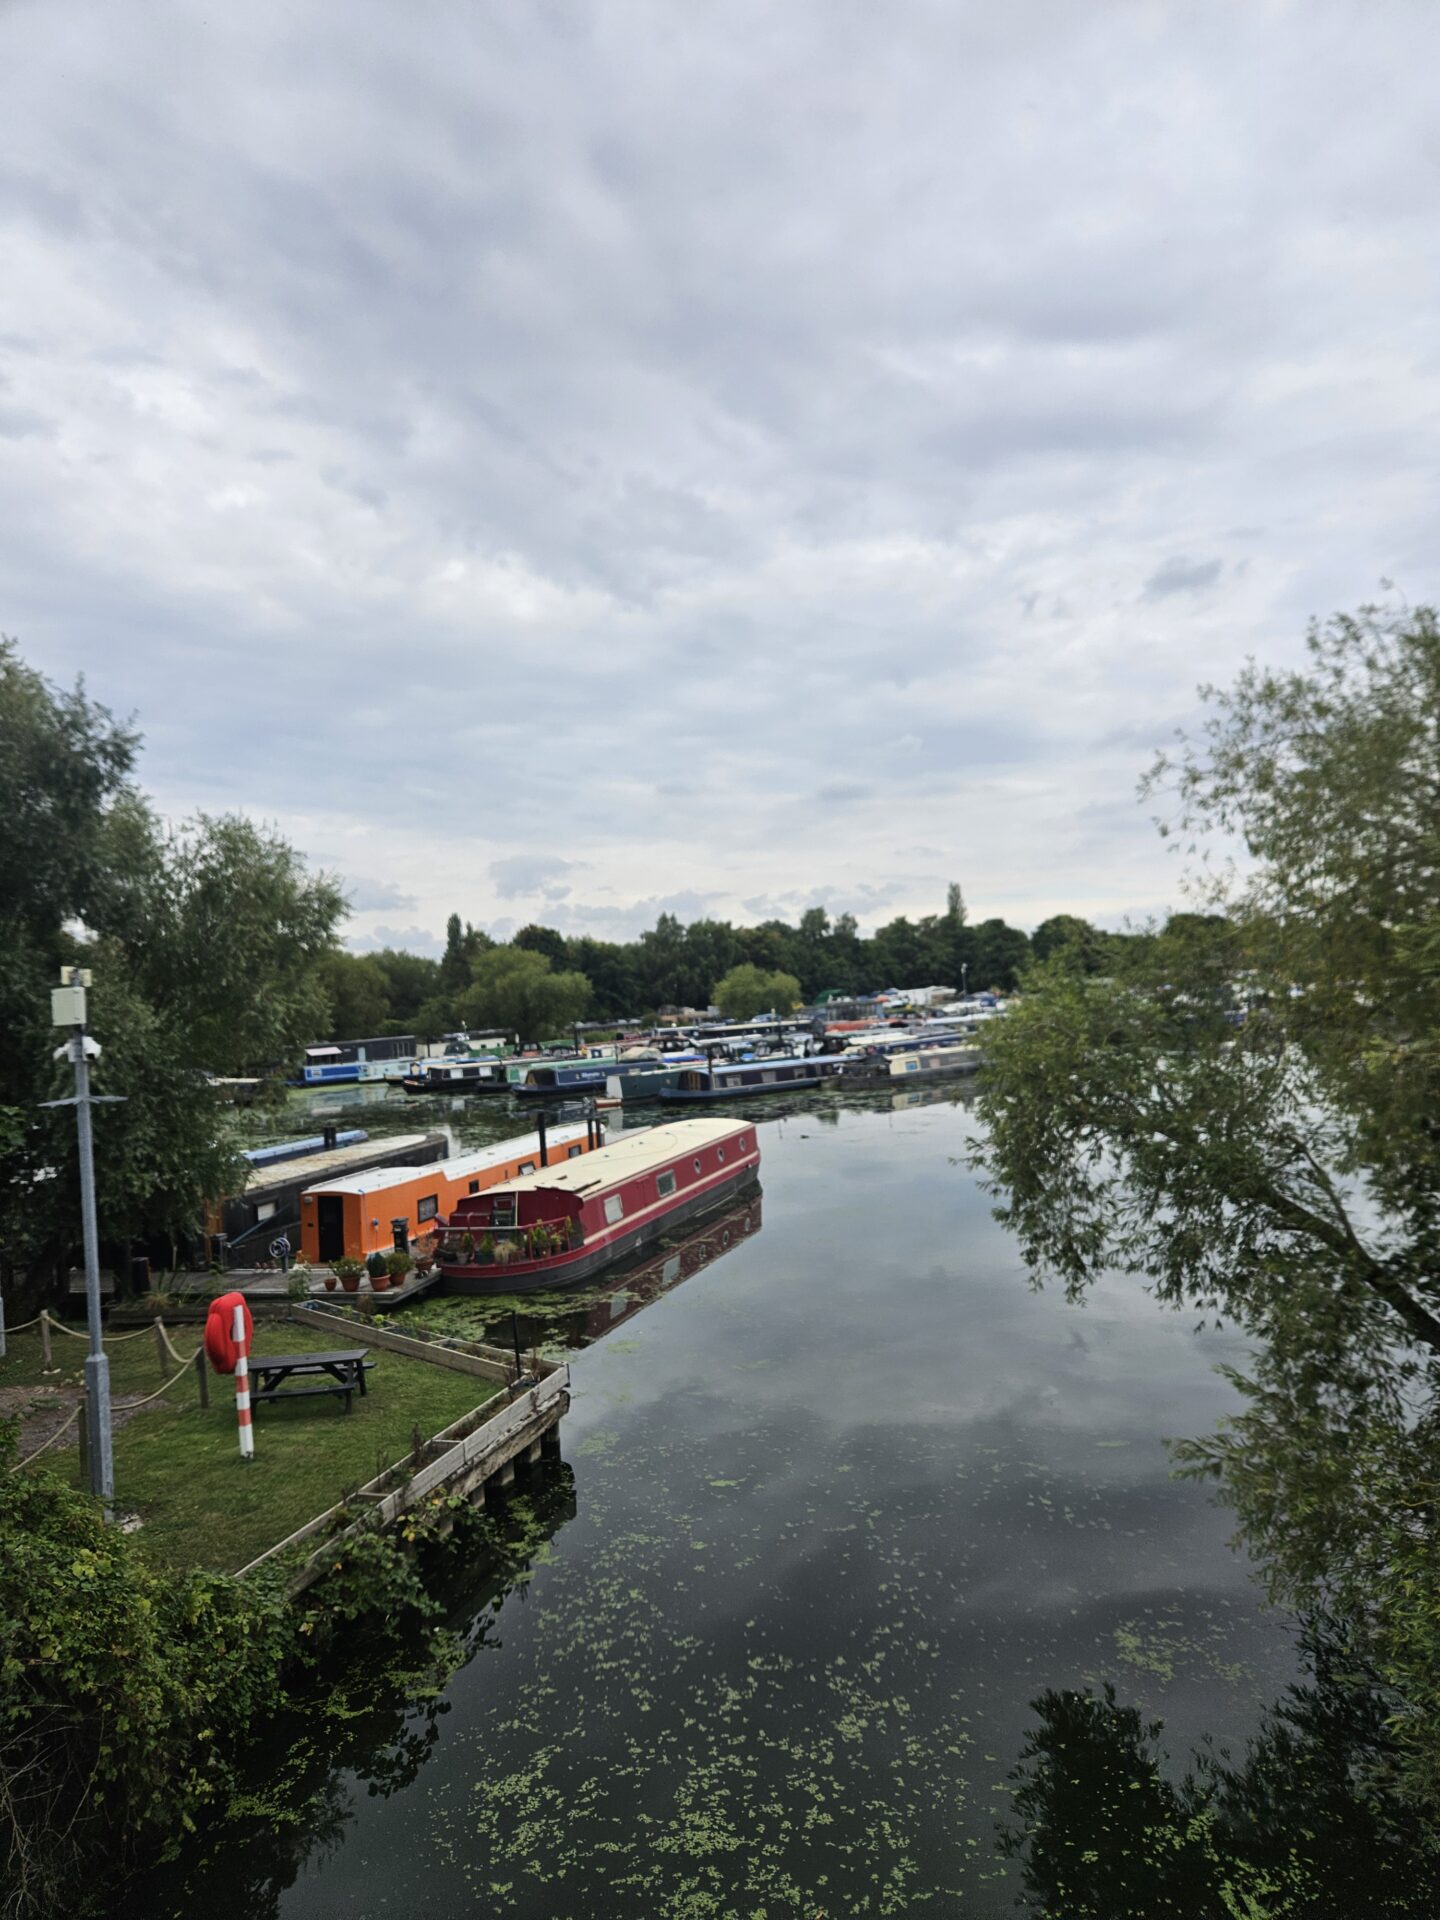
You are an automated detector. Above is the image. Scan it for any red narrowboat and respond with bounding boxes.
[435,1118,761,1293]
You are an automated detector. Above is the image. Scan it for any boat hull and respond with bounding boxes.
[440,1166,761,1293]
[659,1075,828,1102]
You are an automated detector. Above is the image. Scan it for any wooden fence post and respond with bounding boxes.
[39,1309,53,1372]
[194,1343,210,1408]
[153,1316,168,1378]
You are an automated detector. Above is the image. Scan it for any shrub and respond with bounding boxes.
[0,1420,294,1914]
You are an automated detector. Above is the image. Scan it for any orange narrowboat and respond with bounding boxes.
[300,1121,605,1265]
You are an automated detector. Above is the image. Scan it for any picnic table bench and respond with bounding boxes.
[250,1349,375,1415]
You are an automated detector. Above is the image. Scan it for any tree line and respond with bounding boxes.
[321,890,1154,1042]
[0,629,1150,1276]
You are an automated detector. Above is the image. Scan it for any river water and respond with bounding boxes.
[133,1085,1294,1916]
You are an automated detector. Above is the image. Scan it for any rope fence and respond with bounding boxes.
[16,1403,83,1466]
[46,1315,156,1343]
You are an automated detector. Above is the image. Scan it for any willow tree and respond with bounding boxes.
[975,605,1440,1805]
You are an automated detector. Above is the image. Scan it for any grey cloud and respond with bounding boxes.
[1143,555,1224,600]
[0,406,49,439]
[490,855,584,901]
[345,878,418,913]
[351,923,443,956]
[1,1,1436,936]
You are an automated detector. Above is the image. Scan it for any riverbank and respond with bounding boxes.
[2,1316,500,1571]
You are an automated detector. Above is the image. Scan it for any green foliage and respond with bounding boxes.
[318,950,390,1040]
[460,946,590,1044]
[1030,912,1112,973]
[976,602,1440,1810]
[0,1418,294,1912]
[0,638,345,1275]
[712,963,802,1020]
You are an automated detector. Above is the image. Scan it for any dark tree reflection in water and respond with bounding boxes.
[1003,1623,1440,1917]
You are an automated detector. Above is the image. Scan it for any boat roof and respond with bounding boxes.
[244,1132,444,1194]
[306,1122,595,1196]
[711,1055,815,1072]
[473,1118,754,1198]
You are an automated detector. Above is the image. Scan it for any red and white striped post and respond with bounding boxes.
[233,1299,254,1461]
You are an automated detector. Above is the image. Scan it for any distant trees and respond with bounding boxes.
[385,882,1035,1025]
[459,947,591,1046]
[713,964,803,1021]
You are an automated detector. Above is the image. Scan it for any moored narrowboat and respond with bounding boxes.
[435,1118,761,1292]
[402,1058,510,1096]
[300,1121,604,1265]
[841,1043,983,1088]
[658,1055,848,1103]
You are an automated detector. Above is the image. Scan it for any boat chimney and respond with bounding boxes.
[537,1110,548,1168]
[322,1124,337,1152]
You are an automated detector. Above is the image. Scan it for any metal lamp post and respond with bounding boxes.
[43,967,122,1506]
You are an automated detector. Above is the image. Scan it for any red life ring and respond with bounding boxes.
[204,1291,253,1375]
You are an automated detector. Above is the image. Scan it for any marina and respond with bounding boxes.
[121,1092,1297,1918]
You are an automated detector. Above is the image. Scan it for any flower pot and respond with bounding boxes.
[324,1274,337,1292]
[341,1275,360,1293]
[372,1273,391,1292]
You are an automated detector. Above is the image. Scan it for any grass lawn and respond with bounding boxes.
[3,1318,499,1574]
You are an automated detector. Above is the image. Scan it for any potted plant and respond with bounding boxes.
[324,1268,338,1292]
[367,1250,391,1293]
[478,1233,496,1264]
[386,1248,413,1290]
[460,1231,476,1262]
[334,1256,364,1293]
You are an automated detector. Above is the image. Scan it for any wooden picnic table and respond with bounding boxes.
[249,1348,375,1416]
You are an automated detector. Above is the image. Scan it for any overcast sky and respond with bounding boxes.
[3,1,1436,953]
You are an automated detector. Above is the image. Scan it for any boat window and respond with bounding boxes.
[492,1197,517,1227]
[468,1180,480,1194]
[417,1194,439,1221]
[742,1071,762,1085]
[657,1170,677,1197]
[905,1059,919,1073]
[717,1147,726,1163]
[604,1194,625,1224]
[567,1144,582,1159]
[693,1158,703,1174]
[519,1160,536,1174]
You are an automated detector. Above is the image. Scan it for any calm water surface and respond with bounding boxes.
[138,1088,1294,1916]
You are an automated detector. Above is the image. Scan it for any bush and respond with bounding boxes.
[0,1420,294,1915]
[365,1251,389,1281]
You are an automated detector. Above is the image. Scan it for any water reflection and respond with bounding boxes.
[1002,1619,1440,1917]
[122,1098,1300,1916]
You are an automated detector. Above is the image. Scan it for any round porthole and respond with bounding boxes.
[693,1158,703,1174]
[718,1147,726,1162]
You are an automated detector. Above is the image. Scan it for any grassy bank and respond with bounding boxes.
[2,1318,498,1573]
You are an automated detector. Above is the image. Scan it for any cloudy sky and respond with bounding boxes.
[3,1,1436,953]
